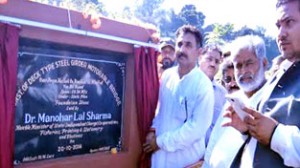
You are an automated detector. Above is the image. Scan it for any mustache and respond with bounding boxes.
[208,65,216,70]
[279,36,287,42]
[176,52,188,59]
[229,85,239,91]
[278,36,289,46]
[238,74,254,83]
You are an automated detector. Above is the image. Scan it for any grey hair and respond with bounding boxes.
[229,35,266,61]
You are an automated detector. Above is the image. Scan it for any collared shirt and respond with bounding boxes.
[151,66,214,168]
[202,88,264,168]
[205,80,227,146]
[240,59,300,167]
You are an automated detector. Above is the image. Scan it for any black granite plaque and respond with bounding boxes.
[14,39,126,164]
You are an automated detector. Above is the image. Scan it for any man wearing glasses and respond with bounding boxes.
[220,58,239,94]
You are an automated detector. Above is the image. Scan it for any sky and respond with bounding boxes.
[104,0,278,37]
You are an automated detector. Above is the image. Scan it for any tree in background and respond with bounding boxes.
[28,0,279,63]
[133,0,164,25]
[178,5,205,32]
[157,10,184,37]
[151,5,206,38]
[204,23,234,45]
[202,23,279,62]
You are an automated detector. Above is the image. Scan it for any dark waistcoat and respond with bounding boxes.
[254,61,300,168]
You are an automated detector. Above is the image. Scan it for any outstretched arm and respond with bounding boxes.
[243,107,300,167]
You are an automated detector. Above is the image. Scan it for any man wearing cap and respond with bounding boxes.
[158,38,176,78]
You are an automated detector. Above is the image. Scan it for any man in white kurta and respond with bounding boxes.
[202,35,268,168]
[202,88,264,168]
[151,66,214,168]
[143,25,214,168]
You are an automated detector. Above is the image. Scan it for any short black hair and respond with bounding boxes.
[221,58,234,76]
[175,25,203,48]
[276,0,300,10]
[201,43,222,56]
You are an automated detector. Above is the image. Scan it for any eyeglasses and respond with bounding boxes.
[223,76,235,84]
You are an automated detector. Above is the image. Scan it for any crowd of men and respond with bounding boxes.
[142,0,300,167]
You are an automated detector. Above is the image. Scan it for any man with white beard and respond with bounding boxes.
[202,35,268,168]
[226,1,300,166]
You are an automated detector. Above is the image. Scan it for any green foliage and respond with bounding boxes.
[133,0,164,24]
[147,4,206,38]
[178,5,205,31]
[30,0,279,61]
[203,23,279,61]
[204,23,234,45]
[158,10,184,37]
